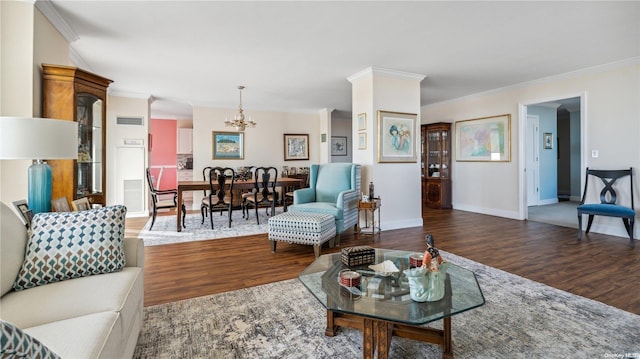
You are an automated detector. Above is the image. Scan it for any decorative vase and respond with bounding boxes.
[403,262,450,302]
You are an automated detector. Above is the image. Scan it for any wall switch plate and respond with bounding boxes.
[591,150,599,158]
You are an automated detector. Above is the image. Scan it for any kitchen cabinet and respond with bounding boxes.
[177,128,193,154]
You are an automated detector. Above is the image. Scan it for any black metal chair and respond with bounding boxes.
[244,166,278,224]
[205,167,235,229]
[146,168,185,230]
[577,167,635,247]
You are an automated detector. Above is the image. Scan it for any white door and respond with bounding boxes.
[526,115,540,206]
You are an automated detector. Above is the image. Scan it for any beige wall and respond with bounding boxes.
[0,3,70,206]
[422,60,640,238]
[192,106,321,182]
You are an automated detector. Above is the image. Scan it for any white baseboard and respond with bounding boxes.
[539,198,559,206]
[452,203,521,220]
[380,217,423,231]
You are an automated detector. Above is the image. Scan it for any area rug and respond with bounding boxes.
[133,251,640,358]
[138,207,284,246]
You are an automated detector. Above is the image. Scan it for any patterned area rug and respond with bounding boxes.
[133,251,640,358]
[138,207,284,246]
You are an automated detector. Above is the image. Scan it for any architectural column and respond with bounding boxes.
[348,67,425,230]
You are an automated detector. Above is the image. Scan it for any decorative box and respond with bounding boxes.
[341,246,375,267]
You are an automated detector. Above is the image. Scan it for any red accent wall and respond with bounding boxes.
[149,119,177,190]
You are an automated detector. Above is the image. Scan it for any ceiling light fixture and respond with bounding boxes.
[224,85,256,132]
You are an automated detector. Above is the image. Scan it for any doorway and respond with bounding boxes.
[521,95,584,228]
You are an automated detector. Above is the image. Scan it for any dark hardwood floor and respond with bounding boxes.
[126,208,640,315]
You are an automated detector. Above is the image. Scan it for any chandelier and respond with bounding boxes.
[224,85,256,132]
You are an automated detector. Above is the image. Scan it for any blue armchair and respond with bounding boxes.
[288,163,361,244]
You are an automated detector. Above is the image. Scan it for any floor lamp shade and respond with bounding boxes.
[0,117,78,213]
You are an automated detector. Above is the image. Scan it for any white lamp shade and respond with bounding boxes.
[0,117,78,160]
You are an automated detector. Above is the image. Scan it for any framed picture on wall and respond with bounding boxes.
[283,134,309,161]
[357,113,367,131]
[377,110,418,163]
[358,133,367,150]
[331,136,347,156]
[543,132,553,149]
[455,114,511,162]
[212,131,244,160]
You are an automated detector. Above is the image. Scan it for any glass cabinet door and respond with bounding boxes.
[76,94,103,199]
[426,127,450,179]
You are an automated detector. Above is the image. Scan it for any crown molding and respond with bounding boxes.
[424,56,640,109]
[108,90,153,100]
[69,47,92,71]
[35,0,79,43]
[347,67,426,83]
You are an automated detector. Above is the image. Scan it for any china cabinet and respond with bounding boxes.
[42,64,112,207]
[421,123,451,209]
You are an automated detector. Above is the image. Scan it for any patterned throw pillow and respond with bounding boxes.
[0,320,61,359]
[12,205,127,291]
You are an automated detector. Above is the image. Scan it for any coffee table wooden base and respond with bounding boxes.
[325,310,453,359]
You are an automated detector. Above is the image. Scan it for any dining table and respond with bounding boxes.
[176,177,303,232]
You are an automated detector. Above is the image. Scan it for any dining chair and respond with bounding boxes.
[146,168,185,230]
[200,166,215,224]
[205,167,236,229]
[283,173,309,211]
[244,166,278,224]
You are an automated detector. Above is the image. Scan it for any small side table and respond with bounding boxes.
[357,197,381,238]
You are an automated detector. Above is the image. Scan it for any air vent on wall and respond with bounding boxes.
[116,116,144,126]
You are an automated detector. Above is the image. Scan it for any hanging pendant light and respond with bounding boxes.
[224,85,256,132]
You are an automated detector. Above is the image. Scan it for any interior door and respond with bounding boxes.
[526,115,540,206]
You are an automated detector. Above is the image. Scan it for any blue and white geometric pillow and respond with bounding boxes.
[12,205,127,291]
[0,320,60,359]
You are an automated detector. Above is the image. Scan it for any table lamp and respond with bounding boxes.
[0,117,78,213]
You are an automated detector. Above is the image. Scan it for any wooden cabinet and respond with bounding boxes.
[177,128,193,154]
[42,64,112,207]
[421,123,451,209]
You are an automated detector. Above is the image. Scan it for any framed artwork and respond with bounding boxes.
[12,200,33,228]
[212,131,244,160]
[543,132,553,149]
[284,134,309,161]
[455,114,511,162]
[358,133,367,150]
[71,197,91,211]
[331,136,347,156]
[51,197,71,212]
[357,113,367,131]
[377,110,418,163]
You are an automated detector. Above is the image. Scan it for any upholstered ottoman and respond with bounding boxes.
[268,212,336,257]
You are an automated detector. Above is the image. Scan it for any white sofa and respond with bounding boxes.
[0,202,144,358]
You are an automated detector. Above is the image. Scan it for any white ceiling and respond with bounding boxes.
[42,1,640,119]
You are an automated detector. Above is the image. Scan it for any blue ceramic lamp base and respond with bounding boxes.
[28,160,52,214]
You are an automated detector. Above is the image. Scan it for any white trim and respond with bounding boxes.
[518,92,587,221]
[69,47,92,71]
[424,57,638,109]
[538,198,559,206]
[380,217,423,231]
[347,67,426,83]
[35,0,79,42]
[453,203,521,221]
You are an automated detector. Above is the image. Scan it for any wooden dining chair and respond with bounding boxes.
[244,166,278,224]
[200,166,215,224]
[283,173,308,211]
[146,168,185,230]
[205,167,236,229]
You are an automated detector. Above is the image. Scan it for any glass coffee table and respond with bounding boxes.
[298,249,485,359]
